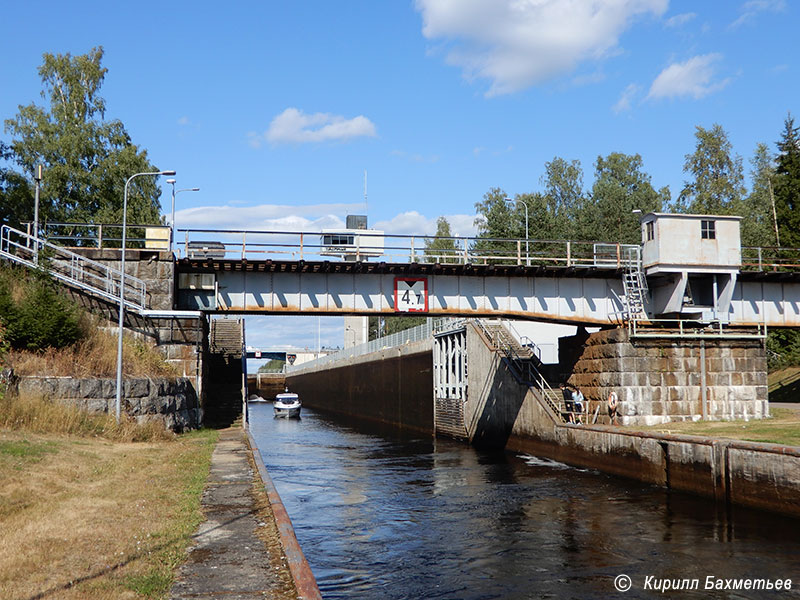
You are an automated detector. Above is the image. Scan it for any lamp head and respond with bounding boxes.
[160,170,177,176]
[166,179,176,185]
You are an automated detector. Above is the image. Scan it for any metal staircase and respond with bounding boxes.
[622,246,648,321]
[0,225,147,311]
[474,320,567,422]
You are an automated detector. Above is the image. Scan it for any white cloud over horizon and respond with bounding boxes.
[415,0,668,96]
[250,108,377,146]
[647,53,731,100]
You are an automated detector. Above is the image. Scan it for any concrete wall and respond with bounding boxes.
[560,328,768,426]
[286,341,433,433]
[16,375,202,432]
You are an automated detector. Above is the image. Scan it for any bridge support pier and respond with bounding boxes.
[560,328,768,426]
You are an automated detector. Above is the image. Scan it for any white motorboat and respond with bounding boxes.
[273,392,301,418]
[248,393,268,403]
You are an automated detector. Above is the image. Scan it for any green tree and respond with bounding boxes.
[587,152,667,244]
[740,143,779,248]
[423,216,459,263]
[4,47,164,232]
[773,114,800,249]
[0,141,33,229]
[367,316,426,340]
[472,187,518,261]
[677,124,745,215]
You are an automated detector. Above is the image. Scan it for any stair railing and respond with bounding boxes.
[0,225,147,311]
[473,319,565,422]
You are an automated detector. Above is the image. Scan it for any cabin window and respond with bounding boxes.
[701,220,716,240]
[645,221,654,241]
[323,234,355,246]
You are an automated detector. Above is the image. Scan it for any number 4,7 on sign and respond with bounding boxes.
[394,277,428,312]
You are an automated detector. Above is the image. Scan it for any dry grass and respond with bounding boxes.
[0,425,217,600]
[6,316,177,379]
[0,393,174,443]
[640,407,800,446]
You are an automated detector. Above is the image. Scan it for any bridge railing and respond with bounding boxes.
[741,246,800,271]
[174,228,642,269]
[286,317,463,374]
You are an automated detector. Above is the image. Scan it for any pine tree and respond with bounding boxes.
[773,114,800,248]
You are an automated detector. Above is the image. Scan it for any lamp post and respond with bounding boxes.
[505,197,529,265]
[115,169,176,422]
[166,179,200,253]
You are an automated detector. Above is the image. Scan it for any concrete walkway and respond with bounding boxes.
[170,427,301,600]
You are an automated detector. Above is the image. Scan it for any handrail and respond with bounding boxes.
[627,318,767,339]
[0,225,147,311]
[473,319,565,422]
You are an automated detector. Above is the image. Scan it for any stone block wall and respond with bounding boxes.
[561,328,768,426]
[16,376,202,432]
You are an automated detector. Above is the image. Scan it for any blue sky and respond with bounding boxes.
[1,0,797,351]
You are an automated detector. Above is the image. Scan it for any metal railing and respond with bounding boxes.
[287,317,463,373]
[36,222,172,250]
[0,225,147,311]
[174,227,641,268]
[627,318,767,339]
[472,319,565,421]
[27,222,800,274]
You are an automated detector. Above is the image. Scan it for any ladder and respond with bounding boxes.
[622,246,648,320]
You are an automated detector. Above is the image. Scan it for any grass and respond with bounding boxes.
[640,407,800,446]
[6,316,177,378]
[0,393,218,600]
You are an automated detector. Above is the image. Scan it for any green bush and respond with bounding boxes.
[0,265,83,351]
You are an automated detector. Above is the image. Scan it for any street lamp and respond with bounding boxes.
[505,197,529,266]
[166,179,200,253]
[115,169,176,422]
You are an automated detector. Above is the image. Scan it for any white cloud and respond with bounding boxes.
[250,108,377,146]
[373,211,478,238]
[415,0,668,96]
[730,0,786,29]
[664,12,696,28]
[647,54,730,100]
[613,83,641,113]
[172,202,361,231]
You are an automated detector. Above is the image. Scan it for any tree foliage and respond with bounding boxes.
[423,216,459,263]
[587,152,667,244]
[773,114,800,249]
[0,265,82,351]
[740,142,779,248]
[677,124,745,215]
[3,47,163,231]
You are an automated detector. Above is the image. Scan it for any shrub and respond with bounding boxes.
[0,265,82,351]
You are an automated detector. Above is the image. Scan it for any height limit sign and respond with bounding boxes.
[394,277,428,312]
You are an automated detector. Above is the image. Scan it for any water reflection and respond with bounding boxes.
[249,404,800,599]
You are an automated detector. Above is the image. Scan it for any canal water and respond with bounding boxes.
[249,404,800,599]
